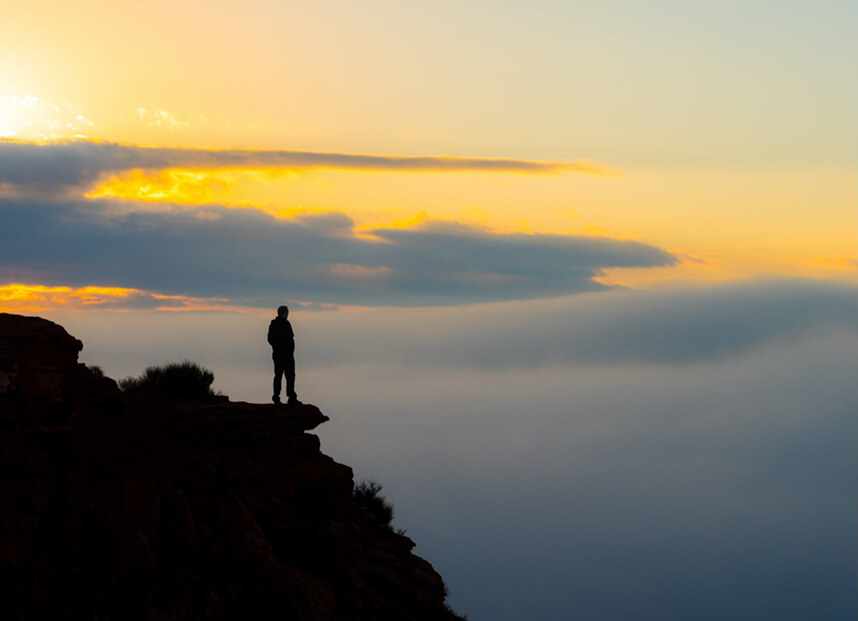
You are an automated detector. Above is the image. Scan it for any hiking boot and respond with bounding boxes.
[287,397,303,406]
[272,396,282,405]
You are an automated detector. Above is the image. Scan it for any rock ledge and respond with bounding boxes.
[0,313,462,620]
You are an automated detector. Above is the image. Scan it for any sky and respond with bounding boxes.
[1,1,856,619]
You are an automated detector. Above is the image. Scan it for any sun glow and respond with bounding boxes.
[0,95,94,140]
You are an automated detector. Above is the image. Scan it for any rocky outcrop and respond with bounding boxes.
[0,313,463,620]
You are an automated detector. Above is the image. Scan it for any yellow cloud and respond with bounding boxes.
[87,168,244,204]
[84,168,334,222]
[0,283,136,311]
[0,283,245,313]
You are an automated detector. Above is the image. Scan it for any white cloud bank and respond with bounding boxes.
[48,280,857,621]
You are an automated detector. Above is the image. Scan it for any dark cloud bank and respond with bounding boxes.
[0,140,594,194]
[0,197,675,306]
[297,279,858,367]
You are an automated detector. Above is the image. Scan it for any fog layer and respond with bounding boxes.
[49,281,857,621]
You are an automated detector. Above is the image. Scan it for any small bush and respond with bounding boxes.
[87,364,105,377]
[119,360,216,400]
[353,479,395,529]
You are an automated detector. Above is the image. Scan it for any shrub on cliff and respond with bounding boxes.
[119,360,216,400]
[87,364,104,377]
[354,479,396,529]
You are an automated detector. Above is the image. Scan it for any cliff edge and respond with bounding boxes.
[0,313,463,620]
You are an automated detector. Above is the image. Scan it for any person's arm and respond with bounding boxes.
[267,321,275,346]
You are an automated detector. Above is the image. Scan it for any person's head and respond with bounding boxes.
[277,305,289,318]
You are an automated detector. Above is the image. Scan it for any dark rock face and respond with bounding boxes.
[0,313,462,620]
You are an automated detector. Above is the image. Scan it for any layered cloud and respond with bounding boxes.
[0,197,675,307]
[293,279,858,367]
[0,139,669,308]
[0,140,615,195]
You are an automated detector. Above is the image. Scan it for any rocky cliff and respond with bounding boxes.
[0,313,463,620]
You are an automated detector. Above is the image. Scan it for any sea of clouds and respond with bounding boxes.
[50,280,857,621]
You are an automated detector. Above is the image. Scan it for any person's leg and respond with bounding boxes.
[273,357,284,403]
[285,356,297,402]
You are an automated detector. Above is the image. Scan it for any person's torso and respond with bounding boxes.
[269,317,294,352]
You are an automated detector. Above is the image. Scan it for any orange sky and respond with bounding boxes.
[1,0,855,311]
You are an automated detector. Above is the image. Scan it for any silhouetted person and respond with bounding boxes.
[268,305,301,405]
